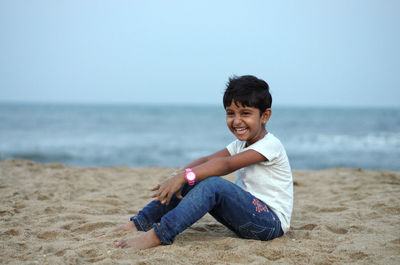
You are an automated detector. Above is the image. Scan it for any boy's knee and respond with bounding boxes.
[181,177,219,196]
[200,176,219,185]
[196,176,226,191]
[204,176,220,182]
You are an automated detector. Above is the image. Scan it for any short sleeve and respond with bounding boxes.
[246,134,282,162]
[226,140,242,156]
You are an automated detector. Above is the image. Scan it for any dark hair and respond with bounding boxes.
[223,75,272,114]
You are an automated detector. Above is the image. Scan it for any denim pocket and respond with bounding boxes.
[238,222,275,240]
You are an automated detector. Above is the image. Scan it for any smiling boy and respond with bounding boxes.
[113,75,293,249]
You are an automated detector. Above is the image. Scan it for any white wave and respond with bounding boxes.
[286,132,400,152]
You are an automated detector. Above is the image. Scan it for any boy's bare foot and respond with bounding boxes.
[115,229,161,249]
[95,221,137,237]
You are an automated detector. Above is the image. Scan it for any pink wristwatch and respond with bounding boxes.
[185,168,197,186]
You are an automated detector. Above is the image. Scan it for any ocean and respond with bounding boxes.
[1,103,399,170]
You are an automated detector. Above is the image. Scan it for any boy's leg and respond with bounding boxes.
[208,185,283,241]
[97,195,183,237]
[130,184,195,231]
[152,176,283,245]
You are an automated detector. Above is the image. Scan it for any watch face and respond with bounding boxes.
[186,172,196,181]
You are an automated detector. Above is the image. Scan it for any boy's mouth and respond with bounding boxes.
[234,127,248,135]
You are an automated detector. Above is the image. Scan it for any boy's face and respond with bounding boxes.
[225,101,271,146]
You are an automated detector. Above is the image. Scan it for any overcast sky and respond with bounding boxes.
[0,0,399,107]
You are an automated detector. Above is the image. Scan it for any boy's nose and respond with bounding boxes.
[232,116,243,126]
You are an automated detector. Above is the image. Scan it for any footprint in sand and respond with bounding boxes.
[1,229,20,239]
[390,237,400,244]
[325,225,348,234]
[76,247,107,263]
[293,224,317,230]
[190,226,207,232]
[36,230,70,240]
[349,251,369,261]
[319,207,348,213]
[72,221,115,233]
[205,223,223,230]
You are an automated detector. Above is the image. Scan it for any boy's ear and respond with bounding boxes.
[262,108,272,124]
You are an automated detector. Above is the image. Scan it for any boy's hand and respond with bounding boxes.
[151,174,185,205]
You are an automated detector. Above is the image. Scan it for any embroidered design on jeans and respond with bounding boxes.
[252,199,269,213]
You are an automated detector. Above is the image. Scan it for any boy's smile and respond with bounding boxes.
[225,101,271,146]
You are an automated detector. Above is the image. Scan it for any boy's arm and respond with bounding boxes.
[153,149,266,204]
[172,148,231,175]
[191,149,266,179]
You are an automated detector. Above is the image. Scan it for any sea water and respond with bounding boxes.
[1,103,399,170]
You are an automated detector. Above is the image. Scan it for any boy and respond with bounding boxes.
[114,75,293,249]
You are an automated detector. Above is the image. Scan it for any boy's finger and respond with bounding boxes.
[159,189,169,200]
[176,188,183,200]
[156,193,165,203]
[164,192,174,205]
[150,184,161,191]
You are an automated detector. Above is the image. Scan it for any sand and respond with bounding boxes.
[0,159,399,264]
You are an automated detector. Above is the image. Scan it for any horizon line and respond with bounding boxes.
[0,100,399,109]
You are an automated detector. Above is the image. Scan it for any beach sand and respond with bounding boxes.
[0,159,399,264]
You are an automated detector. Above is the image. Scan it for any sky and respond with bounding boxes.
[0,0,399,107]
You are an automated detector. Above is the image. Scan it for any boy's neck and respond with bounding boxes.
[245,131,268,147]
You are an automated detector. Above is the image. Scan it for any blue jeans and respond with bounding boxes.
[130,176,283,245]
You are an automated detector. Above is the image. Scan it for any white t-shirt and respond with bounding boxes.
[226,133,293,233]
